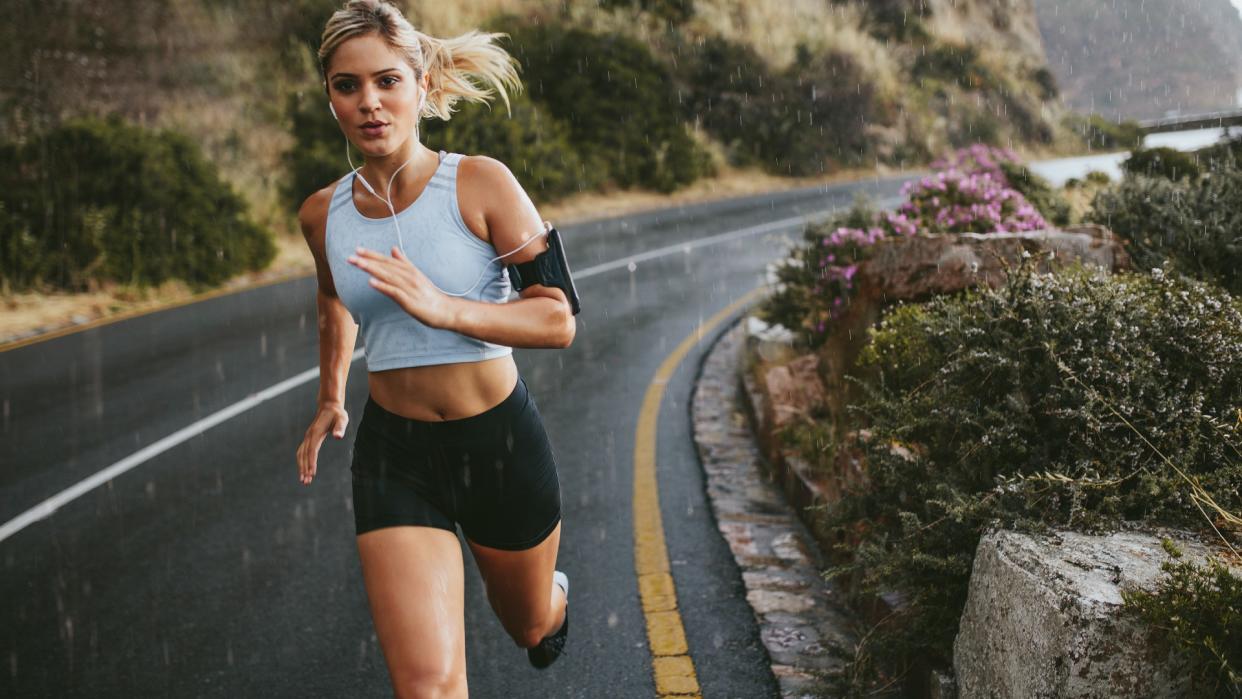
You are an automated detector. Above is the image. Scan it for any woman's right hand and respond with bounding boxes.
[297,402,349,485]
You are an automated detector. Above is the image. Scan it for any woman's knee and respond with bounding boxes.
[390,660,467,699]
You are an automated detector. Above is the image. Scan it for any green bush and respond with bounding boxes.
[283,61,597,207]
[1065,113,1144,151]
[998,160,1071,226]
[676,34,884,175]
[1193,134,1242,174]
[0,114,274,293]
[497,21,714,192]
[858,0,932,41]
[422,90,596,204]
[759,194,879,347]
[598,0,695,24]
[281,87,347,214]
[1085,170,1112,186]
[1087,166,1242,294]
[912,41,995,92]
[822,263,1242,688]
[677,35,770,168]
[1122,146,1201,182]
[1122,539,1242,698]
[761,47,885,175]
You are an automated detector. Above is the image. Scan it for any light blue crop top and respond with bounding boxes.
[324,151,514,371]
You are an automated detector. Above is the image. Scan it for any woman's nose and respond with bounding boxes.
[358,85,383,113]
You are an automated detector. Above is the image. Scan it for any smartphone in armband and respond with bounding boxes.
[506,226,581,315]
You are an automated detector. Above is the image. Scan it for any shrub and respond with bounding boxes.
[1123,146,1201,182]
[761,47,885,175]
[1088,167,1242,294]
[911,41,995,92]
[282,87,347,214]
[498,21,713,192]
[1064,113,1144,151]
[676,35,770,168]
[283,79,594,208]
[822,263,1242,687]
[932,144,1068,226]
[0,115,274,293]
[1085,170,1112,186]
[677,37,884,175]
[760,195,882,347]
[1122,539,1242,698]
[998,161,1071,226]
[1193,134,1242,174]
[759,145,1052,347]
[599,0,695,24]
[859,0,932,41]
[422,90,597,203]
[892,167,1047,234]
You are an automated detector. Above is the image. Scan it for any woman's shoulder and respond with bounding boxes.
[455,154,532,242]
[456,154,531,208]
[298,179,344,243]
[298,181,344,296]
[456,153,514,186]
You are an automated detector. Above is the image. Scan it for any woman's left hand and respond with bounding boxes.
[348,246,455,329]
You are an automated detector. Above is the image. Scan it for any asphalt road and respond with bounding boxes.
[0,173,909,698]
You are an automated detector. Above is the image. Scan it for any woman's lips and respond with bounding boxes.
[360,123,388,138]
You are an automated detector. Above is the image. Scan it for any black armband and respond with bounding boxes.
[506,226,581,315]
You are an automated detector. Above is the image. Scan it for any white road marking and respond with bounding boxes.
[0,200,896,543]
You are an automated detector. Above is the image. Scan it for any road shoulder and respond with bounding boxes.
[691,318,857,697]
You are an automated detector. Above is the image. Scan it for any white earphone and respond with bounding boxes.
[329,93,548,297]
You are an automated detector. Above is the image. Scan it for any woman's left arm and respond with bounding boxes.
[350,156,575,349]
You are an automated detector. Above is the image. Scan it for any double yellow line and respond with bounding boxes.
[632,286,766,698]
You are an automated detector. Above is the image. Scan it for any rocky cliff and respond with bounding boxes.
[1032,0,1242,120]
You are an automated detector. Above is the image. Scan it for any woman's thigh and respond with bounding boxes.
[467,520,562,645]
[356,526,467,698]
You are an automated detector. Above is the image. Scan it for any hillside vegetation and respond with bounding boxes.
[1,0,1079,295]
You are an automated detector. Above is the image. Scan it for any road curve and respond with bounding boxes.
[0,174,910,697]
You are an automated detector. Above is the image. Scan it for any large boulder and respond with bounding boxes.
[953,527,1238,698]
[857,224,1130,303]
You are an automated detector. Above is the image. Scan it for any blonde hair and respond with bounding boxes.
[317,0,521,121]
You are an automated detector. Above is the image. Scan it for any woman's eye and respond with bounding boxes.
[380,76,399,87]
[334,81,354,92]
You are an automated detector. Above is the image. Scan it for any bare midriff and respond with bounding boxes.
[366,354,519,421]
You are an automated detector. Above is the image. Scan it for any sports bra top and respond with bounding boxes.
[323,150,513,372]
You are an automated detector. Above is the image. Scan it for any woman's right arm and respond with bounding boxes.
[296,189,359,485]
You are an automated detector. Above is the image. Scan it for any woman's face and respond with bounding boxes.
[325,34,428,156]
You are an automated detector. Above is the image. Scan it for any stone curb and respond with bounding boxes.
[691,318,858,698]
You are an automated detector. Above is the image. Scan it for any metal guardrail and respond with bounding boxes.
[1138,108,1242,134]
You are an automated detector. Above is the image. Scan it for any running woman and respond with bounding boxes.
[294,1,572,695]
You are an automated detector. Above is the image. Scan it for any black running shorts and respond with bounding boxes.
[349,375,562,550]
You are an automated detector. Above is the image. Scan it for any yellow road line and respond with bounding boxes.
[633,286,766,698]
[0,271,315,353]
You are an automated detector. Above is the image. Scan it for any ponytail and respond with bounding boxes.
[417,29,522,121]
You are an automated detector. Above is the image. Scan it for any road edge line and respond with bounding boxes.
[633,286,767,698]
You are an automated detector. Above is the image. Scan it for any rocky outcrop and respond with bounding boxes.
[954,528,1241,698]
[857,224,1130,302]
[1032,0,1242,120]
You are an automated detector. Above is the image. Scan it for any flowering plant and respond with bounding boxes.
[765,145,1056,346]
